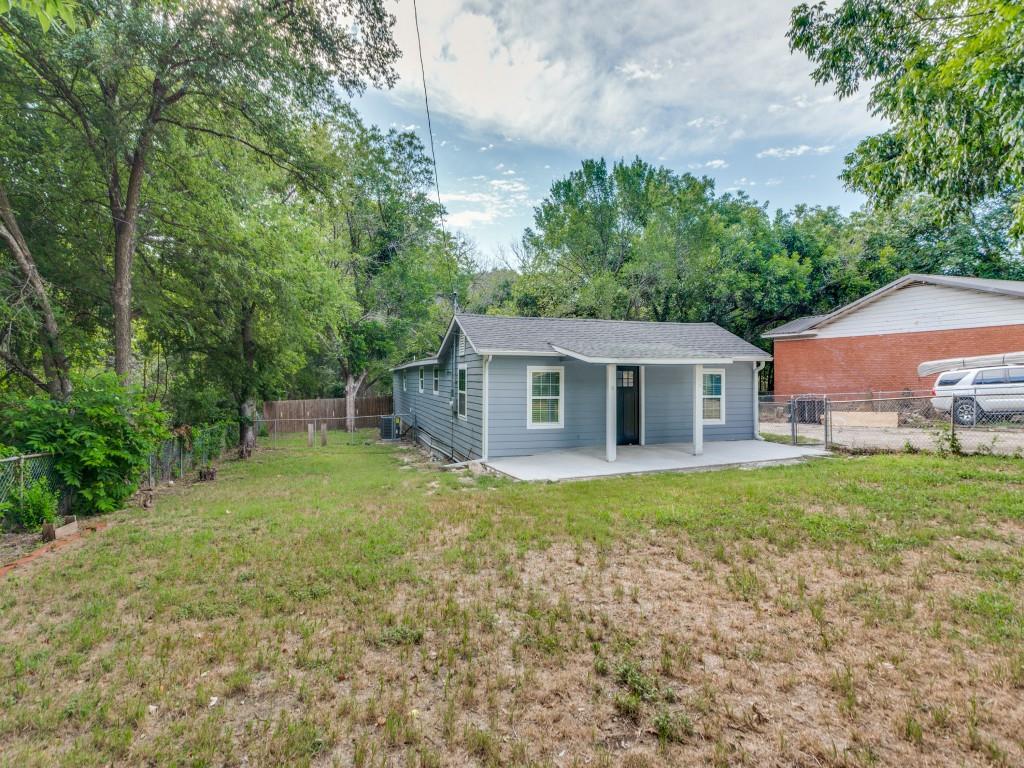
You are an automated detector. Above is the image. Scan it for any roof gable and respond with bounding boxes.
[763,274,1024,339]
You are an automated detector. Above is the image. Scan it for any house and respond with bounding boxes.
[764,274,1024,396]
[391,314,776,474]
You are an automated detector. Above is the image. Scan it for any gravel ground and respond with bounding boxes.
[761,421,1024,455]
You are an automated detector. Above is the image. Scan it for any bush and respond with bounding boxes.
[4,477,59,532]
[0,374,169,515]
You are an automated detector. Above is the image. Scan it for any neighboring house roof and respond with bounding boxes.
[763,274,1024,339]
[392,314,770,370]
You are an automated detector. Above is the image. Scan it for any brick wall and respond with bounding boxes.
[773,324,1024,396]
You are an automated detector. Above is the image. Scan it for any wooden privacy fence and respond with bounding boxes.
[262,396,393,432]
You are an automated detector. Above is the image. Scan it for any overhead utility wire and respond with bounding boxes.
[411,0,455,293]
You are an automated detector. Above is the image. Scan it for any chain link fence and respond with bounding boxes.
[1,422,237,520]
[0,453,65,514]
[760,390,1024,456]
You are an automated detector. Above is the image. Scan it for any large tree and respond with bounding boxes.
[789,0,1024,232]
[510,157,1024,352]
[301,116,470,430]
[0,0,398,378]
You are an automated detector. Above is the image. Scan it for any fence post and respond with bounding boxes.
[18,455,25,498]
[824,397,831,449]
[320,421,327,446]
[307,422,314,447]
[789,396,797,446]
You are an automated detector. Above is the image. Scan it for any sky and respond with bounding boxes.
[354,0,884,265]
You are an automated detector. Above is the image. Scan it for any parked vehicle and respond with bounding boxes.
[930,365,1024,425]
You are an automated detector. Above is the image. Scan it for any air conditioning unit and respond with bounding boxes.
[379,415,400,440]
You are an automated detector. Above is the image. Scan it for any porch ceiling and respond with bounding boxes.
[484,440,827,481]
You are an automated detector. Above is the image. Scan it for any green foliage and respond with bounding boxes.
[4,477,58,532]
[789,0,1024,234]
[0,374,169,514]
[510,156,1022,357]
[0,0,76,31]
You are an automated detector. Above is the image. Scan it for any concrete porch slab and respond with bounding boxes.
[484,440,827,481]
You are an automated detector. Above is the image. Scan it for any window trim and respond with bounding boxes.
[701,368,726,425]
[457,363,468,420]
[418,367,424,393]
[432,366,439,394]
[526,365,565,430]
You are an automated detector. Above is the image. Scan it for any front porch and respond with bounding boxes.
[484,439,826,481]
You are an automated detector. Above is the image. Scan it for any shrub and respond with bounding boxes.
[4,477,59,532]
[0,374,169,515]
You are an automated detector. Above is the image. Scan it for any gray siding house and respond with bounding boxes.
[392,314,771,464]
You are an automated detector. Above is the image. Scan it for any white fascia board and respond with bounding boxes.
[437,316,481,357]
[390,358,439,372]
[763,331,817,340]
[549,345,733,366]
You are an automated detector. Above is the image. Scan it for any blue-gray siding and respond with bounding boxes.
[487,359,755,457]
[395,348,755,459]
[392,329,483,460]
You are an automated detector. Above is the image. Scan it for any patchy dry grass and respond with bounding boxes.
[1,434,1023,766]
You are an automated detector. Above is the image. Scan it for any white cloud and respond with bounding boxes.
[757,144,834,159]
[438,176,533,230]
[686,116,727,130]
[690,158,729,170]
[381,0,880,157]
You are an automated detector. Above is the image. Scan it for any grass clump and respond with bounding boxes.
[378,624,424,647]
[653,707,693,745]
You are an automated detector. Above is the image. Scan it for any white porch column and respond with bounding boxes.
[692,364,704,455]
[605,363,616,462]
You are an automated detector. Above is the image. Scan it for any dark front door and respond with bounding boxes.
[616,366,640,445]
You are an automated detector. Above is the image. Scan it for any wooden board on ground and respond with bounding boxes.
[831,411,899,428]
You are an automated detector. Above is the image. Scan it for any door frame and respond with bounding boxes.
[616,365,642,446]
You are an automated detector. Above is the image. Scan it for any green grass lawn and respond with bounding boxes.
[1,436,1022,766]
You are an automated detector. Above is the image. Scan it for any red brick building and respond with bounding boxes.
[764,274,1024,396]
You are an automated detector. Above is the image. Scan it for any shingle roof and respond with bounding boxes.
[762,314,826,338]
[763,274,1024,339]
[455,314,771,362]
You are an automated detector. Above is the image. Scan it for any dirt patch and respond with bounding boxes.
[0,531,42,566]
[323,534,1024,767]
[0,520,108,580]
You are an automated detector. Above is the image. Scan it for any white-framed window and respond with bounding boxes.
[418,367,424,393]
[702,369,725,424]
[432,366,439,394]
[457,364,467,419]
[527,366,564,429]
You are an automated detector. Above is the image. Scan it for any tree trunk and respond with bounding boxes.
[111,225,135,379]
[108,108,159,380]
[238,303,257,458]
[344,370,368,433]
[0,182,72,398]
[238,399,256,458]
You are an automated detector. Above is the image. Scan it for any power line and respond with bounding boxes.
[411,0,455,293]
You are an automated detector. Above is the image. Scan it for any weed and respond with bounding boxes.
[901,711,923,747]
[378,624,424,647]
[615,659,659,701]
[652,707,693,745]
[829,664,857,716]
[463,725,500,765]
[613,692,642,722]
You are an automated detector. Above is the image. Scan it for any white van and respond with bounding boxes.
[931,366,1024,424]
